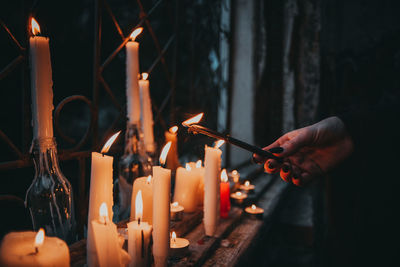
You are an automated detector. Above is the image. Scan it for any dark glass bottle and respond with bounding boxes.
[115,123,152,220]
[25,138,76,243]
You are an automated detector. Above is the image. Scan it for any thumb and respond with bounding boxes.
[279,128,312,157]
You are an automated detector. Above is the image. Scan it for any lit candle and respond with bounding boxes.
[165,126,180,170]
[126,27,143,124]
[127,191,153,267]
[244,204,264,219]
[91,203,131,267]
[0,229,69,267]
[29,17,54,140]
[203,140,224,236]
[152,142,172,267]
[230,191,248,205]
[169,231,189,259]
[220,169,231,218]
[230,170,240,191]
[130,175,153,224]
[239,180,255,193]
[87,132,120,267]
[173,163,200,213]
[170,201,184,221]
[139,72,155,154]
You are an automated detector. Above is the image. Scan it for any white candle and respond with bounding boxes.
[139,72,155,153]
[194,160,205,206]
[127,191,152,267]
[152,142,172,267]
[203,141,224,236]
[91,203,131,267]
[165,126,180,170]
[0,229,69,267]
[169,231,189,258]
[173,163,200,213]
[29,18,54,139]
[126,28,143,124]
[130,175,153,224]
[87,132,120,266]
[170,202,184,221]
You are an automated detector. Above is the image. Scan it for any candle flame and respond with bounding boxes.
[232,170,238,176]
[146,175,152,184]
[236,191,242,196]
[185,163,192,171]
[142,72,149,80]
[251,204,256,210]
[101,131,121,154]
[171,231,177,242]
[221,169,228,182]
[169,126,178,134]
[31,17,40,36]
[196,160,202,168]
[99,202,108,223]
[34,228,45,247]
[135,190,143,221]
[182,113,204,126]
[245,181,250,186]
[159,141,172,165]
[130,27,143,41]
[214,140,225,149]
[172,202,179,207]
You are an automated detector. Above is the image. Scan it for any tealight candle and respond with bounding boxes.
[170,202,184,221]
[230,170,240,191]
[0,229,70,267]
[245,204,264,219]
[169,231,189,259]
[230,191,248,205]
[239,180,255,193]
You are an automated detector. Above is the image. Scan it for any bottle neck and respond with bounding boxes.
[31,137,61,176]
[124,123,145,155]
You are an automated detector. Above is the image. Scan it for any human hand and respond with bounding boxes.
[254,116,354,186]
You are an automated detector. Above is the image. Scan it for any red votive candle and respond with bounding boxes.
[220,169,231,218]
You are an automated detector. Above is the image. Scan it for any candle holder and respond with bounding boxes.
[115,123,153,220]
[25,138,76,244]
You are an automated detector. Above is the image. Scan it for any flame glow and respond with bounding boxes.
[142,72,149,80]
[172,202,179,207]
[31,17,40,36]
[182,113,204,126]
[169,126,178,134]
[236,191,242,196]
[196,160,202,168]
[146,175,152,184]
[99,202,108,224]
[185,163,192,171]
[101,131,121,154]
[245,181,250,187]
[159,141,172,165]
[214,140,225,149]
[232,170,238,176]
[171,231,177,243]
[34,228,45,247]
[251,204,256,210]
[130,27,143,41]
[135,190,143,221]
[221,169,228,182]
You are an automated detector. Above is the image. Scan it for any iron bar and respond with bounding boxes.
[0,55,24,80]
[99,75,123,112]
[0,130,24,159]
[146,35,175,75]
[0,19,25,51]
[103,0,125,40]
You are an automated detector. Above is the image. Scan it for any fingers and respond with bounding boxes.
[253,146,284,165]
[264,159,281,173]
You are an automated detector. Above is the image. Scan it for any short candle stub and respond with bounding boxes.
[239,180,255,194]
[170,202,184,221]
[230,191,248,205]
[244,204,264,220]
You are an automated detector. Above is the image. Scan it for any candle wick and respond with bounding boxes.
[35,246,39,254]
[138,217,141,225]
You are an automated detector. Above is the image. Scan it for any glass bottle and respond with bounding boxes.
[25,137,76,243]
[115,123,153,220]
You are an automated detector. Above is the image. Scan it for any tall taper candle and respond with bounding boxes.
[152,142,172,267]
[126,28,143,124]
[203,141,224,236]
[139,73,155,153]
[29,17,54,139]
